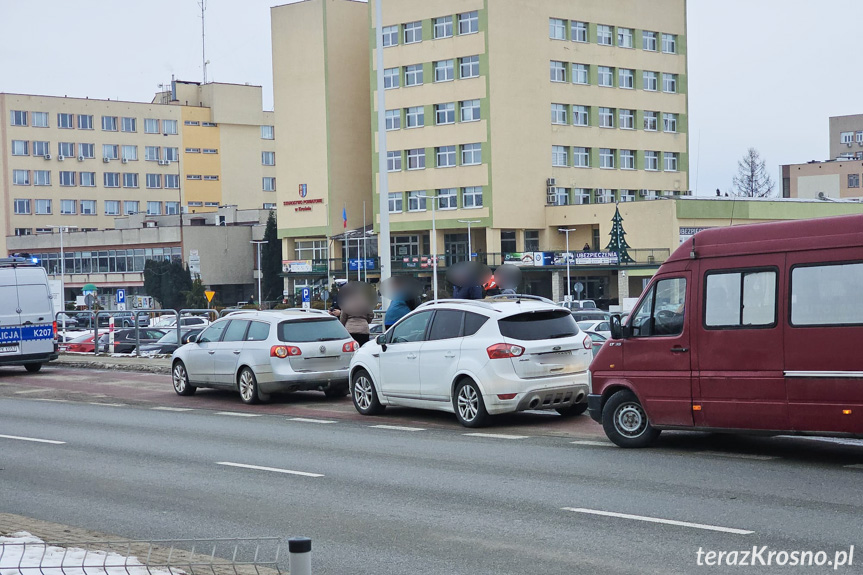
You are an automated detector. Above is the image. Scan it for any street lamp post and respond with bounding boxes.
[457,219,481,261]
[250,240,268,310]
[417,194,439,301]
[47,225,79,332]
[558,228,576,302]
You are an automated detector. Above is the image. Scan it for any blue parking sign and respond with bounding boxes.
[301,287,310,303]
[116,289,126,304]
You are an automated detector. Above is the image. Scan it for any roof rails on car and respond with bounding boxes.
[484,294,555,305]
[417,298,498,311]
[278,307,330,315]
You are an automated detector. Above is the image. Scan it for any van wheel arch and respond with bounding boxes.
[600,384,639,413]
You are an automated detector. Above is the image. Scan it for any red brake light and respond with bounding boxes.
[271,345,301,358]
[343,341,359,352]
[486,343,525,359]
[582,334,592,350]
[497,393,517,400]
[52,321,57,340]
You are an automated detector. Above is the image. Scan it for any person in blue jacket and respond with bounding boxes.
[384,297,411,328]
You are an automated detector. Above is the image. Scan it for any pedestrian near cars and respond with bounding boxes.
[339,295,374,346]
[384,298,411,328]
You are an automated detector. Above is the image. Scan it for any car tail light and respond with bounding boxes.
[486,343,525,359]
[52,321,57,340]
[582,334,592,350]
[270,345,301,358]
[343,341,359,352]
[497,393,517,400]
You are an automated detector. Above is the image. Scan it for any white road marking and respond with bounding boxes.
[570,440,614,447]
[369,424,426,431]
[215,412,261,417]
[0,434,66,445]
[14,389,47,395]
[88,402,127,407]
[562,508,753,535]
[288,417,337,424]
[215,461,323,478]
[696,451,777,461]
[29,398,69,403]
[844,464,863,470]
[463,432,529,440]
[152,406,195,412]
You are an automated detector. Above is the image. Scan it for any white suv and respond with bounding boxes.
[349,296,593,427]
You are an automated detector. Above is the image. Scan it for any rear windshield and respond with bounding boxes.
[498,310,579,341]
[278,318,350,342]
[579,301,597,309]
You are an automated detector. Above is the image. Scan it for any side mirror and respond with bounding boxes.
[376,334,387,351]
[610,314,623,340]
[187,334,199,344]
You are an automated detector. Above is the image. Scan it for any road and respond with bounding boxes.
[2,365,863,574]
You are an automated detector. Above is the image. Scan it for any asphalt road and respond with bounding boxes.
[2,385,863,575]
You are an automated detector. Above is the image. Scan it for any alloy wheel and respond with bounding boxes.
[354,375,373,410]
[457,384,479,422]
[172,364,187,393]
[239,370,256,402]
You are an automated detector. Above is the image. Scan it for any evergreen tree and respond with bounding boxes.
[183,276,208,309]
[261,210,284,303]
[143,259,193,310]
[605,205,635,264]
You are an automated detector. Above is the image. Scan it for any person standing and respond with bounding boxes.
[339,293,374,346]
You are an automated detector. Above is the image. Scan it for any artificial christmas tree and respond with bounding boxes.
[605,205,635,263]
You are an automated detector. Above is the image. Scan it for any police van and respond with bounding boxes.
[0,256,58,372]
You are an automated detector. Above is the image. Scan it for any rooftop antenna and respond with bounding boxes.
[199,0,208,84]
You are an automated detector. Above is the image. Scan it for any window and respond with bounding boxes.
[78,143,94,158]
[573,147,589,168]
[664,152,678,172]
[459,55,479,79]
[548,187,569,206]
[571,21,587,42]
[162,119,178,135]
[202,148,217,154]
[600,148,615,169]
[572,63,588,84]
[523,230,540,251]
[461,143,482,165]
[121,145,137,161]
[14,228,31,236]
[630,277,686,337]
[124,201,139,215]
[80,200,96,215]
[840,131,854,144]
[849,174,860,188]
[501,230,517,253]
[104,200,120,215]
[144,118,160,133]
[434,59,454,82]
[33,141,49,156]
[599,107,614,128]
[550,61,567,82]
[644,111,659,131]
[295,240,329,261]
[619,109,634,129]
[261,125,275,139]
[14,199,31,214]
[34,170,51,186]
[663,73,678,93]
[428,309,464,340]
[549,18,566,40]
[435,103,455,125]
[262,151,275,166]
[166,202,181,215]
[436,146,456,168]
[620,149,635,170]
[407,148,425,170]
[405,106,424,128]
[706,270,777,328]
[187,174,202,180]
[438,188,457,210]
[460,99,480,122]
[12,140,29,156]
[165,174,179,188]
[385,109,401,130]
[792,262,863,325]
[13,170,30,185]
[61,199,76,215]
[101,116,118,131]
[144,146,160,161]
[57,113,74,129]
[386,150,402,172]
[10,110,27,126]
[203,175,219,181]
[184,120,200,126]
[388,192,403,213]
[573,105,589,126]
[458,11,478,35]
[123,173,139,188]
[383,67,399,89]
[35,199,52,214]
[163,147,178,162]
[185,147,200,154]
[551,103,567,124]
[80,172,95,187]
[619,68,634,89]
[663,113,678,133]
[598,66,613,87]
[188,201,203,207]
[263,177,276,191]
[103,144,119,160]
[662,33,677,54]
[32,112,48,127]
[643,30,658,51]
[121,117,136,132]
[620,190,635,202]
[403,21,421,44]
[552,145,568,167]
[391,310,433,343]
[147,201,162,216]
[857,132,863,144]
[463,186,482,208]
[408,191,427,212]
[382,25,398,47]
[104,172,120,187]
[434,16,452,39]
[644,70,658,91]
[597,25,613,45]
[77,114,93,129]
[59,171,76,186]
[618,27,634,48]
[404,64,423,86]
[645,150,659,171]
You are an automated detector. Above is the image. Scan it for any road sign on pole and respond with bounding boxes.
[205,290,215,309]
[301,287,311,309]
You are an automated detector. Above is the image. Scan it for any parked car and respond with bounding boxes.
[558,300,597,311]
[59,332,103,353]
[170,309,358,404]
[137,328,204,355]
[570,310,610,322]
[97,328,168,354]
[349,296,593,427]
[369,323,384,335]
[55,313,81,329]
[0,256,58,372]
[577,320,611,339]
[98,311,149,328]
[152,315,211,329]
[585,331,607,357]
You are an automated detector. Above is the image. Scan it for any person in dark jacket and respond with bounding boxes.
[384,298,411,328]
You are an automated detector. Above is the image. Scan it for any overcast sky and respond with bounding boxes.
[2,0,861,196]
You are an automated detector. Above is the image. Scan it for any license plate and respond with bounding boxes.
[0,345,18,353]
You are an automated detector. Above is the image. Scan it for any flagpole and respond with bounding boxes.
[362,200,367,282]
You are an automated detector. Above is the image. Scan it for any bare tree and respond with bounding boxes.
[732,148,775,197]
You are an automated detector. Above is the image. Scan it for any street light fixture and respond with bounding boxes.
[457,219,481,261]
[416,193,439,301]
[250,240,268,310]
[47,225,79,332]
[558,228,576,302]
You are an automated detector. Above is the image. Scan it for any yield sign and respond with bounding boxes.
[204,290,216,303]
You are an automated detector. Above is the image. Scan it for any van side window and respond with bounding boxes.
[630,277,686,337]
[791,262,863,326]
[705,270,777,328]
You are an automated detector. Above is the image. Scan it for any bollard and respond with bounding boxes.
[288,537,312,575]
[108,316,115,354]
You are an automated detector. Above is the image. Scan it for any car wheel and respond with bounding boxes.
[601,390,661,448]
[238,367,266,404]
[453,379,490,428]
[172,361,196,396]
[351,369,385,415]
[24,363,42,373]
[324,383,349,399]
[556,402,589,417]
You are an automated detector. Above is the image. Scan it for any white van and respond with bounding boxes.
[0,257,58,372]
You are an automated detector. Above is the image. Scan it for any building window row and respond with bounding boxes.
[550,104,680,132]
[550,61,680,93]
[13,198,181,217]
[546,188,680,206]
[386,143,483,172]
[384,54,481,90]
[548,18,678,54]
[387,186,483,213]
[8,111,180,134]
[839,131,863,145]
[8,141,186,162]
[382,11,479,48]
[551,146,681,172]
[385,100,481,131]
[12,169,180,189]
[33,246,183,275]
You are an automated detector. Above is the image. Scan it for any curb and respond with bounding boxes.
[54,355,171,375]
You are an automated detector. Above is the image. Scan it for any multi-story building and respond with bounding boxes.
[1,81,277,255]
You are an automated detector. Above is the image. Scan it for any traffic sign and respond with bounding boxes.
[116,289,126,304]
[205,290,216,303]
[301,287,311,309]
[574,282,584,295]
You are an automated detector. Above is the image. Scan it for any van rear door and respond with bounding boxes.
[15,267,55,357]
[0,270,21,356]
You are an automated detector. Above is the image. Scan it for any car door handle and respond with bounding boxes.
[406,353,417,360]
[208,350,216,355]
[670,346,689,353]
[233,350,241,355]
[444,353,456,358]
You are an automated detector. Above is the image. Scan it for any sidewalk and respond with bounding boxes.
[55,353,171,374]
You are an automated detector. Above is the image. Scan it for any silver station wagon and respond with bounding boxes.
[171,309,358,404]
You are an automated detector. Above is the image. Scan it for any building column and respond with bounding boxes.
[551,271,562,302]
[617,269,629,301]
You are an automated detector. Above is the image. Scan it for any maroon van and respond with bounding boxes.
[588,213,863,447]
